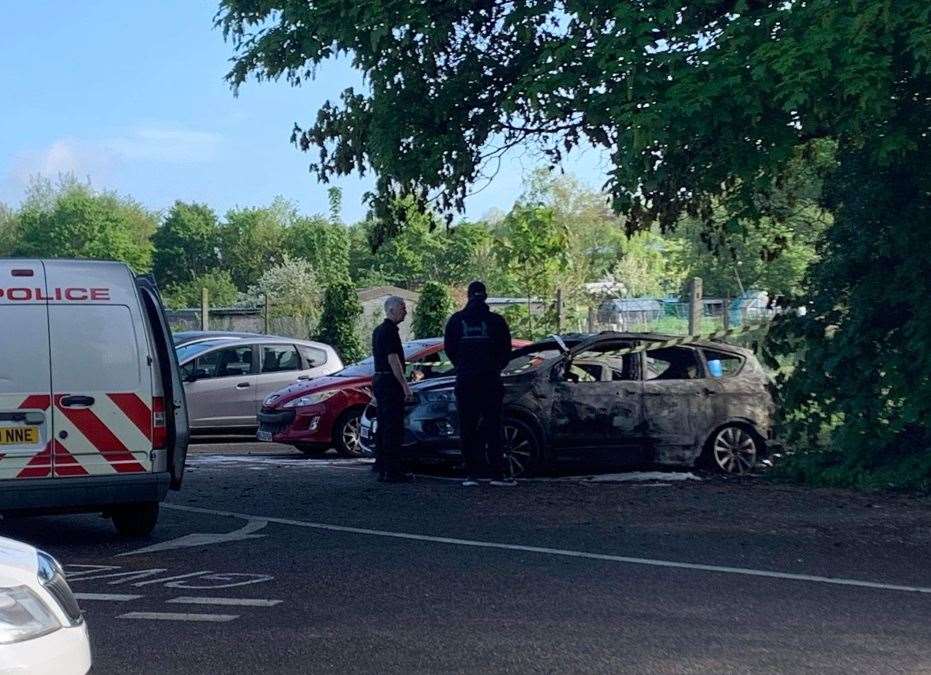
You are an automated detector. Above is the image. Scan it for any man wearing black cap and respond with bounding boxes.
[444,281,515,486]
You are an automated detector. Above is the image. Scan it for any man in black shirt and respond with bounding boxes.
[371,296,414,482]
[444,281,514,486]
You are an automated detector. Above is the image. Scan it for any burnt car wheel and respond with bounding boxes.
[710,425,758,474]
[502,418,541,477]
[335,410,365,457]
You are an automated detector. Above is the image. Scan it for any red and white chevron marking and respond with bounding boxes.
[0,392,153,479]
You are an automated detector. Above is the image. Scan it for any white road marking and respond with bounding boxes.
[133,571,213,587]
[186,455,373,468]
[164,503,931,596]
[118,612,239,622]
[120,519,268,556]
[74,593,142,602]
[167,596,282,607]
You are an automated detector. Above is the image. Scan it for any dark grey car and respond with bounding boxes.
[359,332,777,476]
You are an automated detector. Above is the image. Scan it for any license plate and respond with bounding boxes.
[0,426,39,445]
[257,430,273,442]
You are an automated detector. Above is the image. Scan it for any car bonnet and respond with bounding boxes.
[265,374,367,408]
[0,536,39,587]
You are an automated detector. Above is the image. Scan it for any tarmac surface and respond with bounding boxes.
[2,438,930,674]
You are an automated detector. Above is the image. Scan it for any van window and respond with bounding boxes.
[0,305,50,394]
[261,345,300,373]
[49,305,141,390]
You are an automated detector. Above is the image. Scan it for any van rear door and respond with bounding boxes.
[45,261,154,477]
[137,277,189,489]
[0,261,53,480]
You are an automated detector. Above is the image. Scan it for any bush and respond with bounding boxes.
[314,280,365,363]
[412,282,453,339]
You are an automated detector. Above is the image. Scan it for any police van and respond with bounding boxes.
[0,259,189,535]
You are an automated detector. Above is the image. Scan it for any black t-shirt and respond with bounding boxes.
[372,319,404,374]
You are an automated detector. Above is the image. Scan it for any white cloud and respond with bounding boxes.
[3,139,116,197]
[102,127,223,163]
[1,126,224,202]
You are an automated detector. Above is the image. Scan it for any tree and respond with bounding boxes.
[314,279,365,363]
[242,256,322,337]
[412,282,454,339]
[152,201,222,288]
[495,203,569,339]
[13,177,154,271]
[443,221,496,288]
[219,203,287,289]
[0,204,18,256]
[163,269,239,310]
[612,232,685,299]
[367,197,448,288]
[219,0,931,485]
[284,215,350,288]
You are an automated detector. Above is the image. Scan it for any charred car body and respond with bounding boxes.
[360,332,777,476]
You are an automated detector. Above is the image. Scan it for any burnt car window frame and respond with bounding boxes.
[699,347,745,378]
[640,345,706,381]
[561,340,640,383]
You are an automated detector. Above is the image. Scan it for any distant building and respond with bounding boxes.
[356,286,421,341]
[597,298,664,328]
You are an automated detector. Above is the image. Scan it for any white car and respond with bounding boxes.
[0,537,90,675]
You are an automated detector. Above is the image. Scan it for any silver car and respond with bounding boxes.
[176,337,343,432]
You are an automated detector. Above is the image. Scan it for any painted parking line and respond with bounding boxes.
[74,593,142,602]
[164,503,931,596]
[167,596,282,607]
[118,612,239,622]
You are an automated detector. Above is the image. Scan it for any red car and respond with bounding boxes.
[256,337,528,456]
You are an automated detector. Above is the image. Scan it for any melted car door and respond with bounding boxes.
[550,342,644,462]
[641,346,715,465]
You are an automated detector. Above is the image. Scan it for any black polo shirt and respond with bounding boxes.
[372,319,404,374]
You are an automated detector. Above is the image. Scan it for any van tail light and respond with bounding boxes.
[153,397,167,449]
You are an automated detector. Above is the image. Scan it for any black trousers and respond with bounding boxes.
[373,375,404,474]
[455,375,505,479]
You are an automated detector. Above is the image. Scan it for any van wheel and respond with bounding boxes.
[334,410,365,457]
[112,502,159,537]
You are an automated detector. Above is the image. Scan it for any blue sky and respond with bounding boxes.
[0,1,611,223]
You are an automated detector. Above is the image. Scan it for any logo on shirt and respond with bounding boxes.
[461,319,490,340]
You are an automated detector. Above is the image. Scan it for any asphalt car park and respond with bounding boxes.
[2,440,930,673]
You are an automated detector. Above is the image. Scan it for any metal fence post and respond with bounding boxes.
[688,277,702,336]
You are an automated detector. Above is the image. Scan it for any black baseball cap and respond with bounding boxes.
[467,281,487,299]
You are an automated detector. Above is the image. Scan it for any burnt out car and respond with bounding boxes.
[359,332,777,476]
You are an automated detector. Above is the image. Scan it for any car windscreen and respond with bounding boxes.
[335,342,435,377]
[175,340,239,364]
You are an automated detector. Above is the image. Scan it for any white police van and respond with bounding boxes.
[0,259,189,536]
